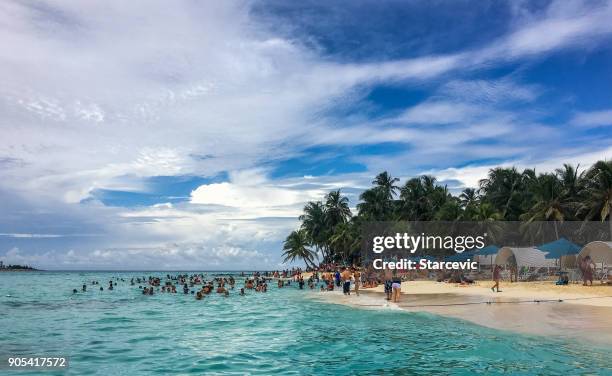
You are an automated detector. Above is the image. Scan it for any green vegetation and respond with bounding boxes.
[0,263,37,271]
[282,161,612,266]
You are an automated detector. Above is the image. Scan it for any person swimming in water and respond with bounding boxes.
[239,288,245,296]
[82,284,87,292]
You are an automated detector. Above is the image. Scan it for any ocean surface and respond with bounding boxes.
[1,272,611,375]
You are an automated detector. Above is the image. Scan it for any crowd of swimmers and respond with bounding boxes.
[69,265,410,305]
[71,273,277,299]
[72,279,120,294]
[69,268,374,300]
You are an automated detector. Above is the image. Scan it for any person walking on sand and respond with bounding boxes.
[491,265,503,292]
[341,267,352,295]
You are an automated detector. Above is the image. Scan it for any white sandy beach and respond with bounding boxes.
[365,280,612,307]
[310,279,612,345]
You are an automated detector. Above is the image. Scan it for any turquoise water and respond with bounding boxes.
[1,272,611,375]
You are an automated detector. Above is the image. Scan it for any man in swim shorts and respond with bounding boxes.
[341,267,352,295]
[383,268,393,301]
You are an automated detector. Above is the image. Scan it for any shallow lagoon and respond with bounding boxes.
[1,272,611,375]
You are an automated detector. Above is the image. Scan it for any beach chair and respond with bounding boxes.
[555,271,569,285]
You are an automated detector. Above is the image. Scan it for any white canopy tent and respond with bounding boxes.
[495,247,557,268]
[577,241,612,265]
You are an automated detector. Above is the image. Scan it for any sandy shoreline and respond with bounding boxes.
[364,280,612,307]
[308,279,612,345]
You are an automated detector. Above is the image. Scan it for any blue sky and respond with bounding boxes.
[0,0,611,269]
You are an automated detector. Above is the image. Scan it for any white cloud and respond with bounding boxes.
[399,102,479,125]
[571,109,612,128]
[439,78,541,104]
[475,0,612,61]
[1,0,612,269]
[190,169,324,217]
[1,0,611,206]
[0,233,63,238]
[428,146,612,189]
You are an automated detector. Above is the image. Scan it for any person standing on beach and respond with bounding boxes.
[341,267,352,295]
[334,270,341,287]
[391,272,402,303]
[491,265,502,292]
[353,268,361,296]
[510,265,518,283]
[581,256,595,286]
[383,268,393,301]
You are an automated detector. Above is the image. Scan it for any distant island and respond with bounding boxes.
[0,262,38,271]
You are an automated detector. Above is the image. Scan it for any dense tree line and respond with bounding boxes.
[282,161,612,266]
[0,264,36,270]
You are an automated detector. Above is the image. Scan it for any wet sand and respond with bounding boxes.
[311,283,612,345]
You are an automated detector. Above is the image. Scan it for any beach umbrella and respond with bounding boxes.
[476,245,500,256]
[472,245,499,268]
[537,237,581,270]
[537,238,581,259]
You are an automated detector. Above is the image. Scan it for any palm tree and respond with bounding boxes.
[471,202,502,221]
[434,197,463,220]
[459,188,479,219]
[556,163,582,199]
[372,171,400,201]
[398,177,427,220]
[471,202,505,244]
[520,173,566,239]
[357,187,389,220]
[479,167,525,220]
[324,190,352,227]
[554,163,583,219]
[329,221,360,264]
[459,188,478,208]
[578,160,612,239]
[282,230,317,268]
[285,162,612,263]
[299,201,328,260]
[399,176,449,220]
